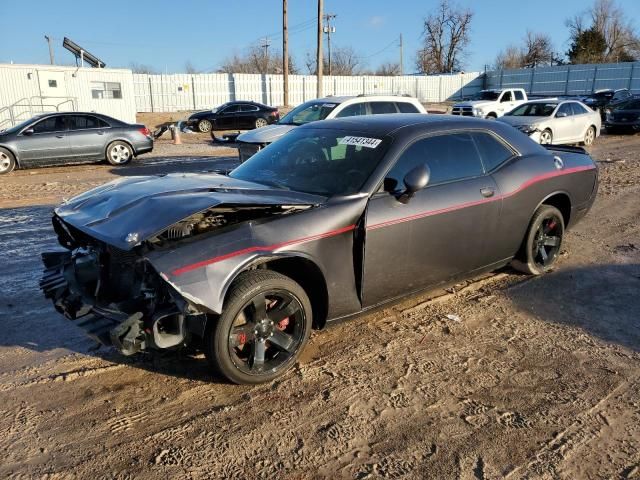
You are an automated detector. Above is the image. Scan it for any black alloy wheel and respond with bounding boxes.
[512,205,565,275]
[205,270,312,384]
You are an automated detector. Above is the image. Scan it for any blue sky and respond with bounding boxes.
[1,0,639,73]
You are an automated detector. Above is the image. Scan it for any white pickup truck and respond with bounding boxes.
[452,88,528,119]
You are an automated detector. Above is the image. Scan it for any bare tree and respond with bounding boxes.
[494,45,525,69]
[494,31,559,69]
[375,62,401,76]
[304,46,364,75]
[416,0,473,74]
[566,0,639,62]
[129,62,157,74]
[219,46,297,74]
[184,61,198,74]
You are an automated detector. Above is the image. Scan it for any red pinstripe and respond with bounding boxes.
[171,164,595,276]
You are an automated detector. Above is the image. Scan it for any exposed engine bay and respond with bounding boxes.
[41,203,310,356]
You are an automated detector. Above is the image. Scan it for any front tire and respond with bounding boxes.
[0,147,16,174]
[106,141,133,166]
[512,205,565,275]
[205,270,312,384]
[198,119,212,133]
[539,129,553,145]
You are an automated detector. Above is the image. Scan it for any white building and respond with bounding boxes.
[0,63,137,128]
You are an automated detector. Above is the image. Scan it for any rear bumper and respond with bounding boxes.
[133,137,154,155]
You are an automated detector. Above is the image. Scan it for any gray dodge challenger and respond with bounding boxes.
[41,114,598,384]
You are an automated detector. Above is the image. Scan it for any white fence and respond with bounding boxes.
[133,72,484,112]
[486,62,640,96]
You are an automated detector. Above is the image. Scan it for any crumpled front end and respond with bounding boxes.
[40,217,204,355]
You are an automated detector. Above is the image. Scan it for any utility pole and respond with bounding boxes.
[260,37,271,73]
[44,35,54,65]
[323,14,336,76]
[316,0,323,97]
[282,0,289,106]
[399,34,404,75]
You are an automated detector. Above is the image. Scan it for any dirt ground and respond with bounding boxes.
[0,130,638,479]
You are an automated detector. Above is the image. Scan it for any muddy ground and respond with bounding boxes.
[0,131,638,479]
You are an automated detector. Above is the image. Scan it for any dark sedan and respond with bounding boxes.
[186,101,279,133]
[0,112,153,174]
[41,115,598,384]
[605,98,640,133]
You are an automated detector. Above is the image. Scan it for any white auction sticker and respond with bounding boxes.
[339,136,382,148]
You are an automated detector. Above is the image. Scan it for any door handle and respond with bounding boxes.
[480,187,495,198]
[55,135,65,138]
[97,131,105,135]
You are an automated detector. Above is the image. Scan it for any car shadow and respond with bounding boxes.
[110,155,240,177]
[1,204,637,383]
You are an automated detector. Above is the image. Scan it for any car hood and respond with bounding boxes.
[454,100,494,109]
[498,116,549,127]
[236,124,297,144]
[55,173,325,250]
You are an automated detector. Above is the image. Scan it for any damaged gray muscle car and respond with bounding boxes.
[41,114,598,384]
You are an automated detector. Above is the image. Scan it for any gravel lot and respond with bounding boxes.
[0,131,638,479]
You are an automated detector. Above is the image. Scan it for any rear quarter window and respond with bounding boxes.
[471,132,514,172]
[369,102,398,114]
[396,102,420,113]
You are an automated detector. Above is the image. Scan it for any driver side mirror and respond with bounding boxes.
[22,128,34,136]
[398,164,430,204]
[556,112,568,118]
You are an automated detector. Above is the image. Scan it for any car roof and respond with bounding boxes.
[311,95,420,104]
[299,113,487,135]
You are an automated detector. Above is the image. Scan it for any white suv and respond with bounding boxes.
[236,95,426,162]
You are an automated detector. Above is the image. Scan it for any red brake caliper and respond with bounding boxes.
[237,332,247,345]
[277,318,290,330]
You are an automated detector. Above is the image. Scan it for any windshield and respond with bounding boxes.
[472,91,500,101]
[620,99,640,110]
[229,128,390,196]
[508,103,557,117]
[1,117,39,134]
[278,101,338,126]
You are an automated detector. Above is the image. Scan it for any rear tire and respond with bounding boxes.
[205,270,312,384]
[0,147,16,174]
[485,113,497,119]
[254,117,268,129]
[106,141,133,166]
[512,205,565,275]
[582,126,596,146]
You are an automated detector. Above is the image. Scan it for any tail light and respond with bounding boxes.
[270,110,280,119]
[138,126,151,137]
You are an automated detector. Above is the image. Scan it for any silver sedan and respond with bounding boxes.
[497,99,601,146]
[0,112,153,174]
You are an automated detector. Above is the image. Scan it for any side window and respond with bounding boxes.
[556,103,573,117]
[514,90,524,101]
[471,132,514,172]
[500,91,513,102]
[240,104,259,112]
[570,102,587,115]
[221,105,240,114]
[69,115,108,130]
[334,102,367,118]
[396,102,420,113]
[369,102,398,114]
[31,116,66,134]
[385,133,484,191]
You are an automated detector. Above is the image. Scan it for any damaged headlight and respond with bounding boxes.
[516,124,540,135]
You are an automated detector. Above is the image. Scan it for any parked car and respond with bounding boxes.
[41,114,598,384]
[604,98,640,133]
[581,88,633,117]
[0,112,153,174]
[451,88,528,118]
[497,99,601,146]
[235,95,426,162]
[185,101,279,133]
